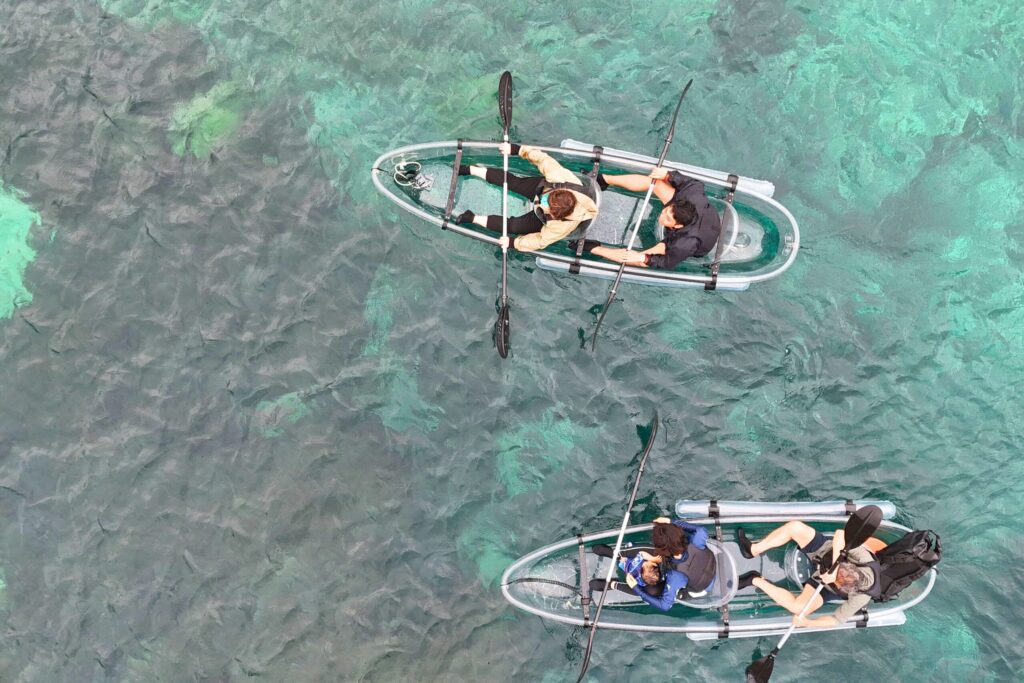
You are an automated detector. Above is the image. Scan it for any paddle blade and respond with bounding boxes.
[745,652,776,683]
[844,504,884,551]
[498,71,513,133]
[495,305,510,358]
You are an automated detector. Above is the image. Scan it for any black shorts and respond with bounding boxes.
[800,530,843,602]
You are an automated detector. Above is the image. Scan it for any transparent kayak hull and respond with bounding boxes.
[500,501,935,640]
[371,141,799,291]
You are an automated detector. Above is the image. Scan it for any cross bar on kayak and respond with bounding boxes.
[440,139,464,230]
[569,144,604,275]
[708,500,731,638]
[704,173,738,291]
[578,534,591,627]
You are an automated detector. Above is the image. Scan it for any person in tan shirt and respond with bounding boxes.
[454,143,598,252]
[734,521,881,628]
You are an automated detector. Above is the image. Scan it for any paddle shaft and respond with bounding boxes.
[500,128,509,304]
[590,79,692,350]
[576,414,659,683]
[776,576,828,651]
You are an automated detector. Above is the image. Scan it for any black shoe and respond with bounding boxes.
[737,529,754,559]
[592,544,614,558]
[596,172,609,191]
[457,164,472,176]
[455,210,475,225]
[737,571,762,590]
[589,578,608,592]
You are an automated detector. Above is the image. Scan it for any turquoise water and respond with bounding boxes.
[0,1,1021,680]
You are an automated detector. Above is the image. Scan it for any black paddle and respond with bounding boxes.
[745,504,884,683]
[575,411,659,683]
[590,78,693,351]
[494,71,513,359]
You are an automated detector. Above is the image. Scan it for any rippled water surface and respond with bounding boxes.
[0,1,1021,681]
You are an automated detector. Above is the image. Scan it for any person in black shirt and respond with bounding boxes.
[568,168,720,270]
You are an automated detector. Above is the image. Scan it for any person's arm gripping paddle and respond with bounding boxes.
[745,505,883,683]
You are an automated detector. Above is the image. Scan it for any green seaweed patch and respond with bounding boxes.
[456,513,516,587]
[897,613,983,681]
[254,392,312,438]
[305,82,394,184]
[98,0,216,28]
[651,297,701,351]
[0,186,42,319]
[494,408,594,498]
[718,383,792,465]
[719,404,763,465]
[372,358,442,435]
[361,265,398,358]
[749,2,1013,208]
[168,81,248,158]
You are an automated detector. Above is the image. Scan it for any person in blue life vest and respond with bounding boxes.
[591,517,717,610]
[735,520,881,627]
[568,168,720,270]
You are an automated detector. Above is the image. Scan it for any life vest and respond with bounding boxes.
[819,555,883,601]
[531,177,599,229]
[666,545,716,593]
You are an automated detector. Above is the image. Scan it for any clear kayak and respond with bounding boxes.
[371,140,799,291]
[500,499,936,640]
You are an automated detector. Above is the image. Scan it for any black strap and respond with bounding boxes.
[726,173,739,198]
[589,145,603,177]
[440,140,464,230]
[855,608,869,628]
[578,535,591,627]
[568,145,604,275]
[703,174,739,291]
[710,506,729,638]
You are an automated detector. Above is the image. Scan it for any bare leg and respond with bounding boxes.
[752,579,824,616]
[749,521,817,557]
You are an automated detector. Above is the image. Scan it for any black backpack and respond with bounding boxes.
[872,530,942,602]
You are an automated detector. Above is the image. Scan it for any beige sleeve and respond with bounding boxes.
[831,592,872,623]
[520,146,580,185]
[513,219,577,252]
[846,546,874,564]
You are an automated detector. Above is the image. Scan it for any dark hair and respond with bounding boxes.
[652,522,687,558]
[547,189,577,220]
[667,199,697,227]
[835,564,862,592]
[641,561,661,585]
